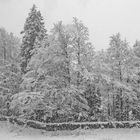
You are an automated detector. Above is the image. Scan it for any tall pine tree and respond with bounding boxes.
[20,4,47,74]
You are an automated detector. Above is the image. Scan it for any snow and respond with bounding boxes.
[0,121,140,140]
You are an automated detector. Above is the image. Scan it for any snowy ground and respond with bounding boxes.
[0,121,140,140]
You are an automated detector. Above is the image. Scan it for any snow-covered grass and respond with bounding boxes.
[0,121,140,140]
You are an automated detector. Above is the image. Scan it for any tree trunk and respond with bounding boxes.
[77,38,81,88]
[119,60,123,121]
[112,93,115,119]
[3,41,6,62]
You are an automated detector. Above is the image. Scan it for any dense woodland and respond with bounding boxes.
[0,5,140,123]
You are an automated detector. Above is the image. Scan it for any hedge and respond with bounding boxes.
[1,116,140,131]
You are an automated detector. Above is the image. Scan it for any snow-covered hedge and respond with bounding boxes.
[1,116,140,131]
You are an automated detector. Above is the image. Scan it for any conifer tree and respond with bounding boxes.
[107,33,135,121]
[20,4,47,74]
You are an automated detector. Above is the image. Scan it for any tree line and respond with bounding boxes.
[0,4,140,123]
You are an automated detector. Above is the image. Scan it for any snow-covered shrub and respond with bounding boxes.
[0,61,22,116]
[10,91,53,119]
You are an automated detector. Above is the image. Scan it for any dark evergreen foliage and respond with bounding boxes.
[20,4,47,74]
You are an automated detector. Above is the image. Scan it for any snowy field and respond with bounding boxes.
[0,122,140,140]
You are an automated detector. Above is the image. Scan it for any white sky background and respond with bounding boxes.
[0,0,140,50]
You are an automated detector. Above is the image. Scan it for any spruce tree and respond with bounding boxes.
[20,4,47,74]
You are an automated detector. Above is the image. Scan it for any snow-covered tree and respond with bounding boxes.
[0,28,21,116]
[105,33,136,121]
[69,17,93,88]
[0,28,20,63]
[0,61,22,116]
[20,4,47,74]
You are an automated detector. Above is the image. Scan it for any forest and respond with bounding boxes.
[0,4,140,127]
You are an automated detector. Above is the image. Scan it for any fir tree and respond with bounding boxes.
[20,4,47,74]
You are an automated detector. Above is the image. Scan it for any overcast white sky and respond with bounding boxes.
[0,0,140,50]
